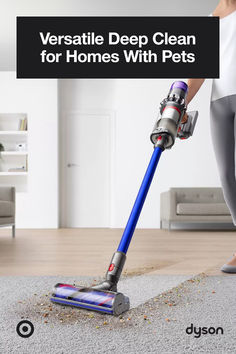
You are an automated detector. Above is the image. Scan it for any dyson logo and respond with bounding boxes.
[186,324,224,338]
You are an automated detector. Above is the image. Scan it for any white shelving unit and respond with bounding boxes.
[0,113,28,187]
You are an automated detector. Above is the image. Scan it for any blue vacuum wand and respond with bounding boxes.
[51,81,198,315]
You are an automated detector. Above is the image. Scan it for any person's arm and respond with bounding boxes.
[186,78,205,105]
[181,78,205,122]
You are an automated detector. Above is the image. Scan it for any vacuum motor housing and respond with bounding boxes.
[150,81,188,149]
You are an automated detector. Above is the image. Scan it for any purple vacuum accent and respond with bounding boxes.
[170,81,188,92]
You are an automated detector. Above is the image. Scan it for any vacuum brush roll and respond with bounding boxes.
[51,283,130,315]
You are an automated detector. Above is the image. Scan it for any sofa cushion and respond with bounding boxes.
[174,188,225,203]
[176,203,230,215]
[0,201,14,217]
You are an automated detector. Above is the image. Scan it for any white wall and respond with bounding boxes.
[0,0,218,70]
[0,72,58,228]
[59,78,220,228]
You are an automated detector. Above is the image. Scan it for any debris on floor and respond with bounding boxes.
[13,273,209,331]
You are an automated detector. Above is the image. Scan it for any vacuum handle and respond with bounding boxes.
[177,111,198,140]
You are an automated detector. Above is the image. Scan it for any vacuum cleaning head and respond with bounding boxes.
[51,283,130,316]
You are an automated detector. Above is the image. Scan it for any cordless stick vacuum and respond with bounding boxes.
[51,81,198,315]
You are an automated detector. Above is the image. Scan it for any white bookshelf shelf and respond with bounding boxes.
[1,151,28,156]
[0,172,28,176]
[0,131,28,135]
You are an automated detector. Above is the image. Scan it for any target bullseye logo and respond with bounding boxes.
[16,320,34,338]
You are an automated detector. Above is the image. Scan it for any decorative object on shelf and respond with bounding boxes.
[18,117,27,131]
[16,143,27,151]
[0,143,4,152]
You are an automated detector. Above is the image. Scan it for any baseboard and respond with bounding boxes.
[161,221,236,231]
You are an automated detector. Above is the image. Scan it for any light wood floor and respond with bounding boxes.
[0,228,236,276]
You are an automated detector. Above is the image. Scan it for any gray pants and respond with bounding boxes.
[210,94,236,225]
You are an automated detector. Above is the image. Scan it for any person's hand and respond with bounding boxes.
[181,112,188,124]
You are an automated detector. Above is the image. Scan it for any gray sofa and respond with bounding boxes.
[160,187,235,230]
[0,187,15,237]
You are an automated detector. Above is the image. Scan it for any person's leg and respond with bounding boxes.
[210,95,236,271]
[210,96,236,224]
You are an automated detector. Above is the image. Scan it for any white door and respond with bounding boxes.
[62,112,111,227]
